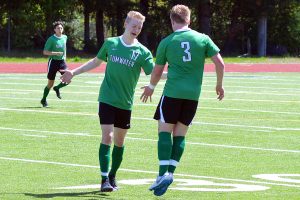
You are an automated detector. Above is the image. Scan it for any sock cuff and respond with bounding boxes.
[170,159,179,166]
[159,160,170,165]
[100,143,111,148]
[173,136,185,144]
[101,172,109,177]
[159,132,172,139]
[113,145,124,150]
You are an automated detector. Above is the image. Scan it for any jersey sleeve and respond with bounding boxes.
[155,40,167,66]
[44,37,52,51]
[205,36,220,57]
[141,50,154,75]
[96,39,108,61]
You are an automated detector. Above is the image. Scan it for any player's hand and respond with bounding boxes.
[216,85,224,101]
[56,52,64,56]
[140,85,154,103]
[60,70,73,84]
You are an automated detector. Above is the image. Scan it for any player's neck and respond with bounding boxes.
[54,33,62,37]
[173,24,189,32]
[121,34,135,45]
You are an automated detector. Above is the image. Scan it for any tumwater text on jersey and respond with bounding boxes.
[109,50,140,68]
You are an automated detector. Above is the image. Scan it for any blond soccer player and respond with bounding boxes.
[61,11,154,192]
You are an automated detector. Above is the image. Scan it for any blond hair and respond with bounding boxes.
[170,4,191,24]
[125,11,145,23]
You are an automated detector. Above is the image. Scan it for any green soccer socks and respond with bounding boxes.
[99,143,111,180]
[54,82,68,89]
[41,86,50,101]
[168,136,185,173]
[109,145,124,176]
[158,132,172,176]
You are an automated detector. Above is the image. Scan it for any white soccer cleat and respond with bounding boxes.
[149,173,171,191]
[153,174,173,196]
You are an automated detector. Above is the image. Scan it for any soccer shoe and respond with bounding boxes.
[153,174,173,196]
[100,178,114,192]
[109,174,118,191]
[149,173,171,191]
[53,86,61,99]
[40,99,48,107]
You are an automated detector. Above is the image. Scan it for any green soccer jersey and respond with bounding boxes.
[156,28,220,101]
[97,36,154,110]
[44,34,67,60]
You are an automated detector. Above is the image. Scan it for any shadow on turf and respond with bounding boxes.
[13,106,52,109]
[24,191,113,199]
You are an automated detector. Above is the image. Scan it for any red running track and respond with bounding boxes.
[0,62,299,73]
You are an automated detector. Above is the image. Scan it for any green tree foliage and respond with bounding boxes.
[0,0,299,55]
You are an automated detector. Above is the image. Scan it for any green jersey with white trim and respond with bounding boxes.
[44,34,67,60]
[97,36,154,110]
[156,29,219,101]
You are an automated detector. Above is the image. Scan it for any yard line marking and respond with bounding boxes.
[0,127,91,136]
[249,129,274,133]
[22,134,47,138]
[206,130,232,134]
[1,77,300,89]
[204,81,300,87]
[1,126,299,153]
[190,121,300,131]
[126,137,300,153]
[0,94,300,105]
[0,156,299,188]
[0,82,100,88]
[1,96,300,115]
[1,108,300,131]
[1,83,300,96]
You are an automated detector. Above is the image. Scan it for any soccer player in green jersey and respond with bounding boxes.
[140,5,225,196]
[60,11,154,192]
[41,21,68,107]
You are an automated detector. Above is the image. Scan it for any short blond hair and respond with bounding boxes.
[170,4,190,24]
[125,11,145,23]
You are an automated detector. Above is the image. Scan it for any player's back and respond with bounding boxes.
[157,29,219,100]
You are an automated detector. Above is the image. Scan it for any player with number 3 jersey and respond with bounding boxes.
[140,4,225,196]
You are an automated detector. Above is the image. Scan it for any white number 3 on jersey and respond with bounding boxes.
[181,42,192,62]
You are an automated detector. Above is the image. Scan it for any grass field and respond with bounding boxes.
[0,72,299,199]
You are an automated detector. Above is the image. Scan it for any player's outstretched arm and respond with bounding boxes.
[211,53,225,101]
[43,50,63,56]
[60,57,103,84]
[140,64,164,103]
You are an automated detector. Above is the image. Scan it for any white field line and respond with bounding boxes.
[22,134,47,138]
[136,90,300,97]
[0,74,104,78]
[1,126,299,154]
[248,129,274,133]
[204,80,300,87]
[0,83,100,88]
[206,130,232,134]
[1,82,300,95]
[1,107,300,131]
[0,156,299,188]
[0,95,300,106]
[0,127,91,136]
[203,76,300,83]
[1,76,300,88]
[1,73,299,80]
[0,91,299,105]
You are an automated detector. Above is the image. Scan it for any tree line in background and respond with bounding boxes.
[0,0,300,56]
